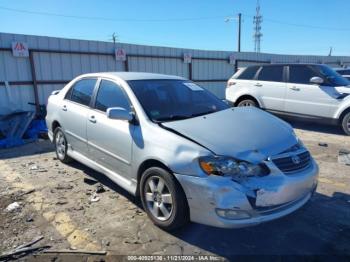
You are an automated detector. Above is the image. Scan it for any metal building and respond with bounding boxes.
[1,32,350,115]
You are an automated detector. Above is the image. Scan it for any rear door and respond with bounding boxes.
[61,78,97,155]
[284,65,336,118]
[86,79,134,179]
[255,65,287,111]
[226,66,260,102]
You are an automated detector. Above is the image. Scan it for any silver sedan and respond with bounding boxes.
[46,72,318,230]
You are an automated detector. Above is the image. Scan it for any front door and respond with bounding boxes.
[284,65,337,118]
[87,79,134,179]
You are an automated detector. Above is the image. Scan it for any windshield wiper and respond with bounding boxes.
[154,115,191,122]
[191,110,217,118]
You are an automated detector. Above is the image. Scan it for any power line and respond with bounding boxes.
[0,6,226,22]
[244,14,350,31]
[1,5,350,31]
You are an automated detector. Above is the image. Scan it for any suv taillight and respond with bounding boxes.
[227,81,236,88]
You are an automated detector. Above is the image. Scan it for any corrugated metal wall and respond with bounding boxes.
[1,32,350,114]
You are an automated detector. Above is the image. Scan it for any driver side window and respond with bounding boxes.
[289,66,318,85]
[94,80,130,112]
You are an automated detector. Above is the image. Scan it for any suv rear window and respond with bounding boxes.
[257,66,284,82]
[237,66,259,80]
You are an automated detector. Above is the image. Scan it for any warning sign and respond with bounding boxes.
[183,53,192,63]
[12,41,29,57]
[115,48,126,61]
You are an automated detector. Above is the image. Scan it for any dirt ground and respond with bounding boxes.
[0,120,349,261]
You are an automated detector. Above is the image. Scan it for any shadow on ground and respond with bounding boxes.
[0,140,54,159]
[67,160,141,207]
[279,117,344,136]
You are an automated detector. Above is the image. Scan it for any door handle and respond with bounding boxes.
[62,105,67,111]
[255,83,263,87]
[289,86,300,91]
[89,115,96,123]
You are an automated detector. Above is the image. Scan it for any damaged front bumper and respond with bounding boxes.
[174,159,318,228]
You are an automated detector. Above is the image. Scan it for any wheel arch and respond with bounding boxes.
[234,95,261,107]
[136,159,174,196]
[339,107,350,122]
[52,120,61,132]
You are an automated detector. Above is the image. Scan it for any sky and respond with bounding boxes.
[1,0,350,56]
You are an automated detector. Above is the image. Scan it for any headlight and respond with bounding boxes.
[198,156,267,178]
[282,138,305,153]
[297,138,305,148]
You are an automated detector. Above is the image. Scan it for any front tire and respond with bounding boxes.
[140,167,189,231]
[341,111,350,135]
[237,99,257,107]
[54,127,72,163]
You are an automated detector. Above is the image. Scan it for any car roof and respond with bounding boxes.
[76,72,186,81]
[247,63,324,67]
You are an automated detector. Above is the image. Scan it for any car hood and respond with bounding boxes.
[162,108,298,164]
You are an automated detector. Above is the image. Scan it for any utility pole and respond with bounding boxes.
[109,32,118,47]
[253,0,263,53]
[225,14,242,52]
[237,13,242,52]
[328,47,333,56]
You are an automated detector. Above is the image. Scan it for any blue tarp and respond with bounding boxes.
[0,112,47,149]
[24,119,48,140]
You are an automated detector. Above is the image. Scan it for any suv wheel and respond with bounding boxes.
[140,167,189,231]
[237,99,257,107]
[54,127,72,163]
[341,111,350,135]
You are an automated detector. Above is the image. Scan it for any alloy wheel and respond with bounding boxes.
[144,176,173,221]
[238,99,257,107]
[240,101,254,107]
[55,130,66,159]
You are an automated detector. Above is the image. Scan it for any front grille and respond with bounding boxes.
[272,151,311,173]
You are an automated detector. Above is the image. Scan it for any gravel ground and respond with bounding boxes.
[0,120,349,261]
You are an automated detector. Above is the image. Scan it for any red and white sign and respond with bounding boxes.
[229,54,235,65]
[12,41,29,57]
[183,53,192,63]
[115,48,126,61]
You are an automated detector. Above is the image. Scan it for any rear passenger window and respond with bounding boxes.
[95,80,130,112]
[257,66,284,82]
[237,66,259,80]
[67,79,96,106]
[289,66,316,84]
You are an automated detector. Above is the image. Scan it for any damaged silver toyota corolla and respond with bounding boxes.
[46,72,318,230]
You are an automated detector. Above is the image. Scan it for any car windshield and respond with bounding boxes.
[314,65,350,86]
[127,79,229,122]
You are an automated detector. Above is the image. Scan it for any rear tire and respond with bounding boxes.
[140,167,189,231]
[237,99,258,107]
[341,111,350,136]
[54,127,72,163]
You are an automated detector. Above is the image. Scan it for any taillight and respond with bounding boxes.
[227,81,236,88]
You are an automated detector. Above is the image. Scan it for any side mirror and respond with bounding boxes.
[310,76,324,85]
[107,107,133,121]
